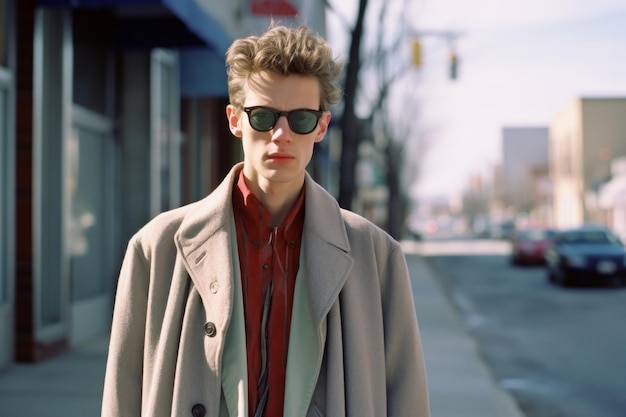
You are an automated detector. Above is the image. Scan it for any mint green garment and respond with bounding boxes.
[220,221,324,417]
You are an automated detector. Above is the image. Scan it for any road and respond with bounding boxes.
[418,238,626,417]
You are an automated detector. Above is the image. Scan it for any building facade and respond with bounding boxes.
[501,126,550,220]
[550,97,626,229]
[599,156,626,241]
[1,0,326,370]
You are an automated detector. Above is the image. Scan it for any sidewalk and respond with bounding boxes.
[0,336,108,417]
[0,245,524,417]
[403,241,525,417]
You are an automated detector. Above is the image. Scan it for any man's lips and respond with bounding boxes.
[267,152,294,161]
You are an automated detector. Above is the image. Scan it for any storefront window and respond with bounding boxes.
[67,9,117,345]
[0,86,7,304]
[0,0,13,369]
[0,0,7,67]
[68,116,110,301]
[150,49,181,216]
[34,8,66,337]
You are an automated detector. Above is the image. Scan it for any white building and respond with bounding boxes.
[599,157,626,241]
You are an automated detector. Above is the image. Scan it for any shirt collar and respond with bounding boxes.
[233,169,305,241]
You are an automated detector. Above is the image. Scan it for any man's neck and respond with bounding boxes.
[244,176,304,227]
[260,189,300,227]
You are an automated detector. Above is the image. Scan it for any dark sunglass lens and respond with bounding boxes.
[249,108,276,131]
[288,110,318,134]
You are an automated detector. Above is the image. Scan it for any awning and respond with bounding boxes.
[38,0,232,54]
[180,47,228,98]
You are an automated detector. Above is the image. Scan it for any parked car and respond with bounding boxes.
[544,226,626,287]
[510,227,555,265]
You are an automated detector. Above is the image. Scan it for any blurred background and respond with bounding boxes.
[1,0,626,415]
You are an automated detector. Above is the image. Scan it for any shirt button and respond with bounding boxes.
[263,264,269,270]
[254,240,260,247]
[191,403,206,417]
[288,239,296,248]
[209,281,219,294]
[204,322,217,337]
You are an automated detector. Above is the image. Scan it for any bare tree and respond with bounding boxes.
[332,0,369,210]
[381,80,431,238]
[357,0,431,238]
[325,0,433,232]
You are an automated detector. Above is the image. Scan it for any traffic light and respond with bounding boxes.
[449,51,458,80]
[412,40,422,67]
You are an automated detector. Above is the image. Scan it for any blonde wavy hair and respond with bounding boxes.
[226,25,343,112]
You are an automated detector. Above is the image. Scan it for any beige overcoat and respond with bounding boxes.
[102,164,429,417]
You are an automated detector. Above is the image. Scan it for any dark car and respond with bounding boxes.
[510,227,555,265]
[544,226,626,287]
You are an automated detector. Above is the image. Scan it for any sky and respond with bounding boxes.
[327,0,626,201]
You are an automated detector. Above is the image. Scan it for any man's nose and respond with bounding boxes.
[272,116,294,140]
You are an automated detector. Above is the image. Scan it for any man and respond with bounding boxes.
[102,25,429,417]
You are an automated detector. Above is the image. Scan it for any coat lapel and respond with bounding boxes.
[174,164,243,335]
[302,174,354,326]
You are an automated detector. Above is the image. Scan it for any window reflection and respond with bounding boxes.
[67,126,106,300]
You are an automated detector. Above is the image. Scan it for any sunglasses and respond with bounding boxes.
[243,106,324,135]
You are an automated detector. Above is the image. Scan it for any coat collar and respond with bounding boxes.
[175,163,354,325]
[174,164,240,313]
[301,173,354,324]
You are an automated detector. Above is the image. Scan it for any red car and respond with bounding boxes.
[510,227,555,265]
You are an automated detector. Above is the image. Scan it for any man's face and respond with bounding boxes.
[227,72,330,194]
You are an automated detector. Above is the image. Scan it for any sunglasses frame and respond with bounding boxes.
[243,106,324,134]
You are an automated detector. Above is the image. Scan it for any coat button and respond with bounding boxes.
[209,281,219,294]
[204,322,217,337]
[191,403,206,417]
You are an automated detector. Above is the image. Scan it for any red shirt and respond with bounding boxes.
[232,171,305,417]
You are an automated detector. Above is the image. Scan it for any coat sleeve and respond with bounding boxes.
[102,237,149,417]
[382,244,430,417]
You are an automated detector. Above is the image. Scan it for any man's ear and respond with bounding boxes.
[314,111,332,143]
[226,105,243,138]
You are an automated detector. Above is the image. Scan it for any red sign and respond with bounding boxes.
[251,0,298,16]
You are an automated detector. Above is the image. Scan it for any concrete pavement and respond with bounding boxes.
[0,243,524,417]
[0,336,108,417]
[403,241,524,417]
